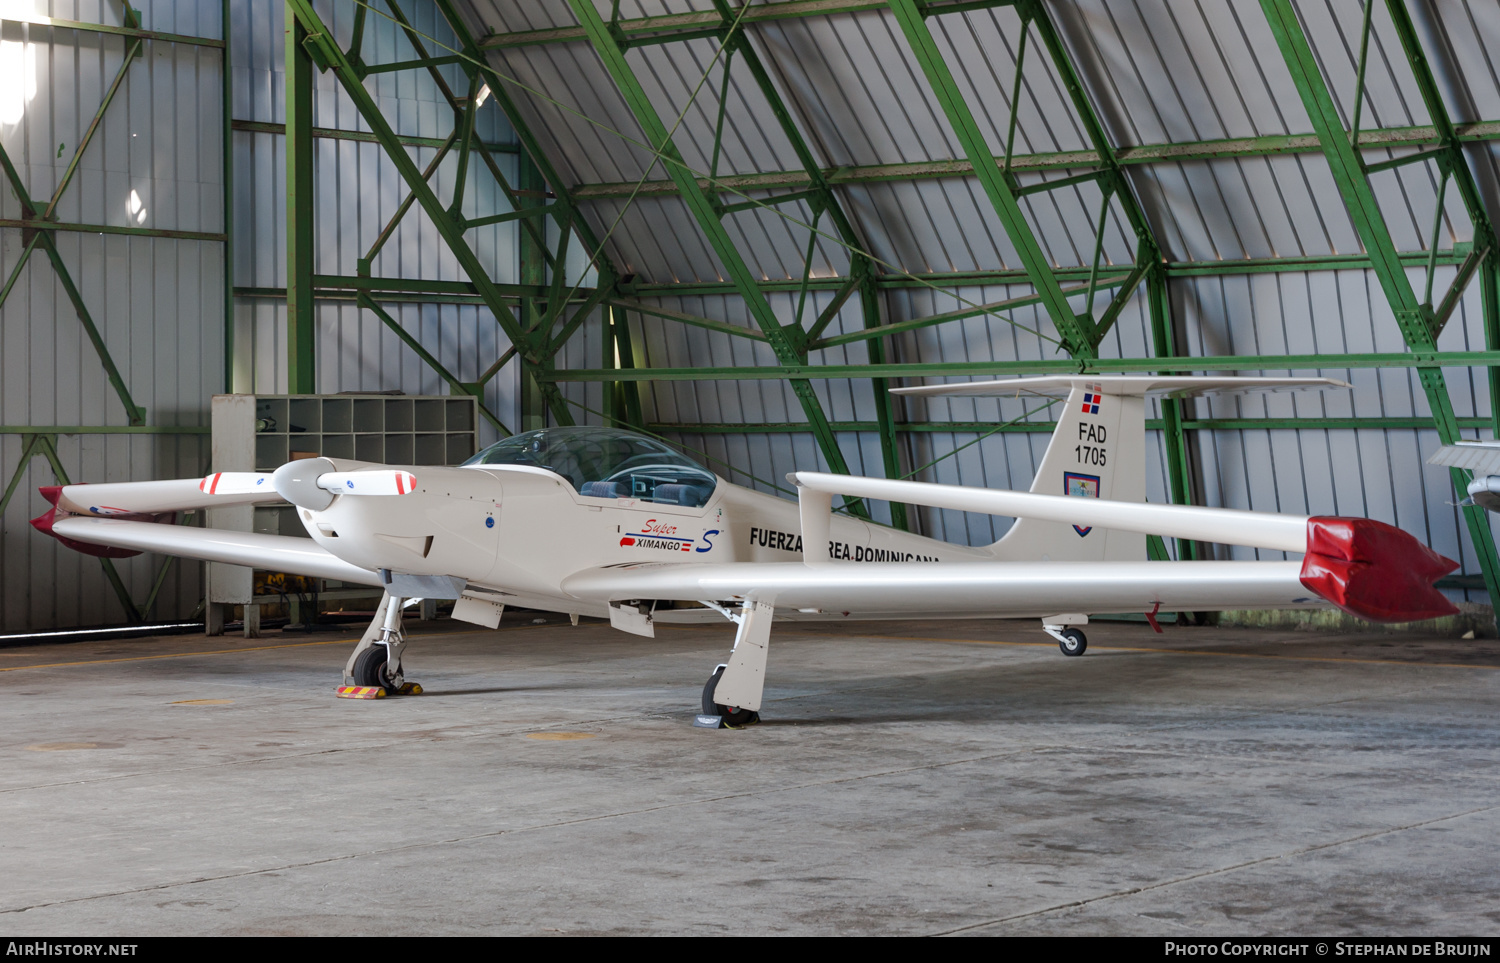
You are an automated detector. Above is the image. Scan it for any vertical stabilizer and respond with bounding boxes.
[889,375,1352,563]
[988,382,1146,561]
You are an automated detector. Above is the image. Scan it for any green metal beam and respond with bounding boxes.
[356,294,511,435]
[620,250,1469,297]
[811,273,1129,351]
[0,219,226,242]
[428,0,615,276]
[887,0,1094,356]
[230,119,517,154]
[540,349,1500,382]
[0,145,146,425]
[286,0,576,427]
[518,150,548,432]
[571,121,1500,199]
[0,11,223,47]
[607,299,770,342]
[1149,265,1197,560]
[863,272,911,528]
[285,1,316,394]
[1261,0,1500,605]
[705,0,903,516]
[0,426,209,434]
[0,434,144,620]
[483,0,887,49]
[568,0,860,484]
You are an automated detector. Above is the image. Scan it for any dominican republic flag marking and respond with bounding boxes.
[1081,383,1103,415]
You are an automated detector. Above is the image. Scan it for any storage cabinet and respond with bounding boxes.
[206,393,480,636]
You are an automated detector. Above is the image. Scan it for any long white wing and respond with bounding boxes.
[51,478,284,515]
[563,560,1313,617]
[1428,442,1500,475]
[52,517,380,585]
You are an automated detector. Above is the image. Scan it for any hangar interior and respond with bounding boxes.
[3,0,1500,938]
[3,0,1500,633]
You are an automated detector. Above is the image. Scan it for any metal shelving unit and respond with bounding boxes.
[206,393,479,635]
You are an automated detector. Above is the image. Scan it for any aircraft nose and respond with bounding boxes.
[272,457,337,511]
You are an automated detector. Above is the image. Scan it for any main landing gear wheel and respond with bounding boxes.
[353,645,401,692]
[1057,628,1087,657]
[703,665,758,727]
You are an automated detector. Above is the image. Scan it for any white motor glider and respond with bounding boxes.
[32,376,1458,726]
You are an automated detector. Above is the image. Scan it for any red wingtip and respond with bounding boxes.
[1299,516,1459,624]
[38,485,64,506]
[29,507,144,558]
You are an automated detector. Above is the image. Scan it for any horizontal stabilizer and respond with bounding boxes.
[891,375,1350,400]
[50,517,380,585]
[1428,441,1500,476]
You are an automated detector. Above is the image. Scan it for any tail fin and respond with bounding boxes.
[890,375,1351,562]
[990,380,1145,561]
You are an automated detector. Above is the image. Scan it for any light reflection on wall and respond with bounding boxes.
[0,0,38,126]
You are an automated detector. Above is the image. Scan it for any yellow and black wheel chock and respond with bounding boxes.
[336,682,423,700]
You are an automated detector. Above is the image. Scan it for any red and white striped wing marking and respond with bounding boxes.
[199,472,275,495]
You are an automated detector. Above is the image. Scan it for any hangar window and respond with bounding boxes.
[463,427,718,508]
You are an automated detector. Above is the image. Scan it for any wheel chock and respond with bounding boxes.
[336,682,422,700]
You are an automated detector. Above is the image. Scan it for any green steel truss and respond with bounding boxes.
[282,0,614,428]
[0,4,233,627]
[567,0,869,509]
[1259,0,1500,606]
[0,3,155,426]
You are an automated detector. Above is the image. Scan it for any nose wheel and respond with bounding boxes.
[352,643,404,692]
[703,664,758,727]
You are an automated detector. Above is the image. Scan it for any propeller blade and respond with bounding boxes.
[200,472,276,495]
[316,470,418,496]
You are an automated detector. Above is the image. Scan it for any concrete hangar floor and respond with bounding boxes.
[3,611,1498,936]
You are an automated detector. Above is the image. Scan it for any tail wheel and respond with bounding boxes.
[1058,628,1087,657]
[702,665,757,727]
[353,645,401,692]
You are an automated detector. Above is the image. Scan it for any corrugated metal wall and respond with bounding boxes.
[1,0,223,632]
[230,0,527,434]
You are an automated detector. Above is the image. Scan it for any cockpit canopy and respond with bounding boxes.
[462,427,718,508]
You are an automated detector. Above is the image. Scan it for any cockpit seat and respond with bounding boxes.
[580,480,627,498]
[652,483,711,507]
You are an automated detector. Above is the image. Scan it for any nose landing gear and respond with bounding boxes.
[341,593,421,696]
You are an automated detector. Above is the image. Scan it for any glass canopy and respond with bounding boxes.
[463,427,718,507]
